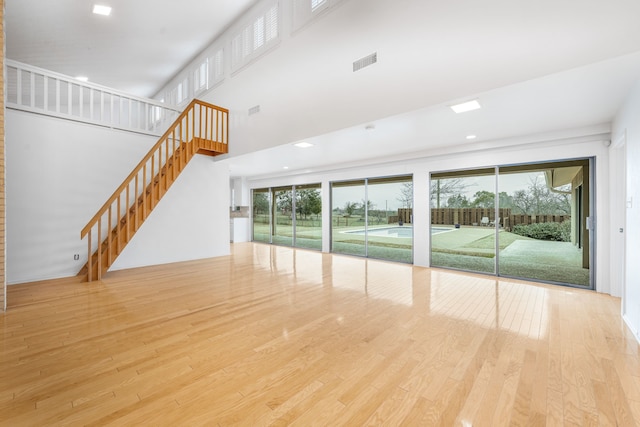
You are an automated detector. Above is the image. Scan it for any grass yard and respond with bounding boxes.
[431,226,589,286]
[251,219,589,286]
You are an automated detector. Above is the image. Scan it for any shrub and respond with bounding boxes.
[512,221,571,242]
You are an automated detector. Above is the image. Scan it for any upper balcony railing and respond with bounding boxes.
[5,59,181,136]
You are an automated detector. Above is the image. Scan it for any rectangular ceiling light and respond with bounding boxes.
[294,142,314,148]
[93,5,112,16]
[450,99,481,113]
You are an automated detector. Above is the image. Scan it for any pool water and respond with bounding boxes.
[343,226,453,238]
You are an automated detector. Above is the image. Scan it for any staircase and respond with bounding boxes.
[79,99,229,282]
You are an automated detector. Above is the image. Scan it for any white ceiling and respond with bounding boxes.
[6,0,640,179]
[5,0,260,97]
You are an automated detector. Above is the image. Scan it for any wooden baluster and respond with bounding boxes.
[188,111,192,155]
[165,138,169,190]
[116,194,121,255]
[143,164,147,220]
[158,147,162,198]
[157,146,163,199]
[172,131,177,182]
[185,113,190,158]
[134,174,139,230]
[151,153,155,209]
[126,184,130,243]
[216,110,220,143]
[187,114,192,157]
[107,206,112,267]
[206,106,209,146]
[155,146,160,198]
[178,122,182,162]
[205,106,210,148]
[97,217,102,281]
[198,104,202,141]
[156,149,160,203]
[88,229,92,282]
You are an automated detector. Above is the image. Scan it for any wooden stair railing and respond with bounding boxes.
[79,99,229,282]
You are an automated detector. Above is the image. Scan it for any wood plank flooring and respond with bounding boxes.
[1,242,639,426]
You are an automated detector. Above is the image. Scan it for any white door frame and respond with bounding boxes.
[611,132,627,303]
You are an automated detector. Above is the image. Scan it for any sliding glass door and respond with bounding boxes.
[430,169,496,274]
[497,161,590,286]
[331,175,413,263]
[252,188,271,243]
[272,187,293,246]
[294,184,322,250]
[331,180,366,256]
[430,159,592,288]
[366,176,413,263]
[251,184,322,250]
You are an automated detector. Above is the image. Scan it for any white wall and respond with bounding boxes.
[6,110,156,283]
[248,130,612,293]
[6,110,230,284]
[613,78,640,341]
[110,155,230,271]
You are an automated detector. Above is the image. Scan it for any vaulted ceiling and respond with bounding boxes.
[6,0,260,97]
[6,0,640,178]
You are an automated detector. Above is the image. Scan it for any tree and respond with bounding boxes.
[499,191,514,209]
[447,194,470,208]
[361,199,376,214]
[253,192,269,215]
[296,189,321,219]
[397,182,413,208]
[431,178,469,208]
[511,176,571,215]
[344,201,359,217]
[470,190,495,208]
[275,190,292,214]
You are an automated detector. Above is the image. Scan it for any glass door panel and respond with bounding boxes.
[331,180,366,256]
[272,187,293,246]
[367,176,413,263]
[497,160,590,287]
[294,184,322,250]
[430,169,496,274]
[252,188,271,243]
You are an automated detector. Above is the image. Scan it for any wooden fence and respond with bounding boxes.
[389,208,570,230]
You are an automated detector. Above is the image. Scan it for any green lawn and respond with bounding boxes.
[431,226,589,286]
[251,219,589,286]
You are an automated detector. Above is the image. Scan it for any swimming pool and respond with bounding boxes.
[431,227,454,235]
[343,226,453,238]
[343,226,411,237]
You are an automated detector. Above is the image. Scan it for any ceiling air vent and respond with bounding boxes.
[353,52,377,72]
[248,105,261,115]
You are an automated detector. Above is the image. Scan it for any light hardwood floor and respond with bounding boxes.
[1,243,639,426]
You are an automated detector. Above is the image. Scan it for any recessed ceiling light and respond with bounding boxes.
[93,5,112,16]
[75,76,89,82]
[466,135,477,140]
[283,166,289,170]
[450,100,481,114]
[294,142,314,148]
